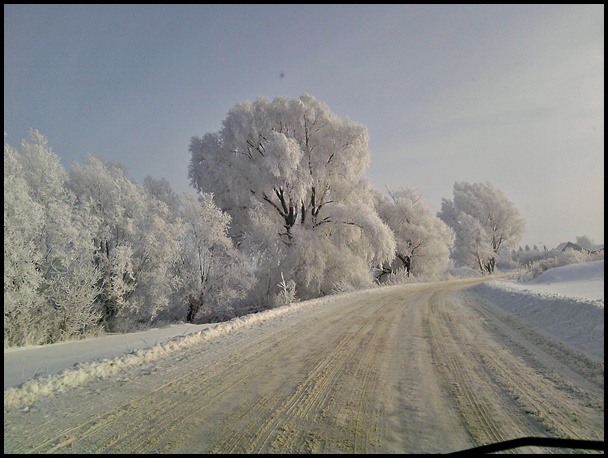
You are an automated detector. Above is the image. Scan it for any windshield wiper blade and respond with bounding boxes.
[447,437,605,454]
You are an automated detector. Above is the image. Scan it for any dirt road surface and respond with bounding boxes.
[3,278,604,453]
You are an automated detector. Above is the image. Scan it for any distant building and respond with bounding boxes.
[555,241,587,253]
[556,242,605,255]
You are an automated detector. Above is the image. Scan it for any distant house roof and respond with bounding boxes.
[555,241,585,252]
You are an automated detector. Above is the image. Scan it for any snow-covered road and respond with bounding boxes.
[4,276,603,453]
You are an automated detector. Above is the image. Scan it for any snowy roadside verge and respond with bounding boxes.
[3,290,363,412]
[3,323,218,390]
[471,281,604,360]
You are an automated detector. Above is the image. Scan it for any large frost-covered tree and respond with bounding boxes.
[375,187,455,280]
[189,94,395,303]
[438,181,526,274]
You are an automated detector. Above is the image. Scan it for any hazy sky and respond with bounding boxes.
[4,4,604,249]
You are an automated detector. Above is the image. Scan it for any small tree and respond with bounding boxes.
[575,235,595,251]
[273,272,297,307]
[176,192,253,323]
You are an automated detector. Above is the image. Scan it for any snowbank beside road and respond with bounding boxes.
[472,260,604,359]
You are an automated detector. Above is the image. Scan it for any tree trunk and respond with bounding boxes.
[186,297,201,323]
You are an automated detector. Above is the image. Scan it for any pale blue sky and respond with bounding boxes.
[4,4,604,248]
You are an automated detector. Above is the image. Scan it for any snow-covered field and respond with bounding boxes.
[488,260,603,302]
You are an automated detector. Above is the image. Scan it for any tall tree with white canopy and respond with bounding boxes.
[189,94,395,303]
[438,181,526,274]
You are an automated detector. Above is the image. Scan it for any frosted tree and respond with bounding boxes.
[438,181,526,274]
[70,155,215,329]
[4,134,47,346]
[19,132,102,340]
[175,192,254,322]
[575,235,595,251]
[375,187,455,281]
[188,94,395,303]
[5,129,256,343]
[130,192,186,324]
[68,154,149,329]
[4,131,102,346]
[143,176,181,220]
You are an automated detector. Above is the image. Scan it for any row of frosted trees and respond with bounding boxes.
[4,131,253,347]
[5,95,528,348]
[188,94,526,303]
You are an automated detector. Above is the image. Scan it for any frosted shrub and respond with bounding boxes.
[329,281,349,295]
[273,273,298,306]
[380,267,412,286]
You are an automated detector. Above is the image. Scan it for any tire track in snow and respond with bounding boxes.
[462,291,605,444]
[210,293,396,453]
[425,289,543,449]
[11,307,328,453]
